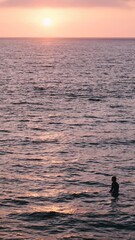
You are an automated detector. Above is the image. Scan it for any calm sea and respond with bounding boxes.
[0,38,135,240]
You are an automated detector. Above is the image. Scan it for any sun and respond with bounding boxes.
[43,18,53,27]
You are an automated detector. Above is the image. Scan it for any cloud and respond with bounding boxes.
[0,0,132,8]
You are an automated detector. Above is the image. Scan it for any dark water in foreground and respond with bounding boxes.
[0,38,135,239]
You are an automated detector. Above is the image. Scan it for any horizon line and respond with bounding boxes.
[0,37,135,39]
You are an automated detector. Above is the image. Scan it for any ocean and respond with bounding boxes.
[0,38,135,240]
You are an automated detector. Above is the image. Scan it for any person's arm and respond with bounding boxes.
[110,183,113,193]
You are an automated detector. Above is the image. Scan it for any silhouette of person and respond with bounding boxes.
[110,176,119,198]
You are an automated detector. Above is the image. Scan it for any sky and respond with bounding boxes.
[0,0,135,38]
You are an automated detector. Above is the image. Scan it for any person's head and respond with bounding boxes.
[112,176,116,182]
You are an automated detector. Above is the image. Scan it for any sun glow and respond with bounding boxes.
[43,18,53,27]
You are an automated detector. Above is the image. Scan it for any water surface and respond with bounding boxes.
[0,38,135,239]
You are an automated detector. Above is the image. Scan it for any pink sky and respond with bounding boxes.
[0,0,135,37]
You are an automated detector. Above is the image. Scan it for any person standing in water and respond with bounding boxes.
[110,176,119,197]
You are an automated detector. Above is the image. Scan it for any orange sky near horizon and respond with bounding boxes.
[0,0,135,38]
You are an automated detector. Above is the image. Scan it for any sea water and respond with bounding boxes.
[0,38,135,240]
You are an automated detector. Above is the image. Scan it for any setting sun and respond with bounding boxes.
[43,18,53,27]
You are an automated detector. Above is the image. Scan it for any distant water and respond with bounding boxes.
[0,38,135,240]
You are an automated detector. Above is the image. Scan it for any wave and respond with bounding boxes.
[1,198,29,207]
[9,211,69,222]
